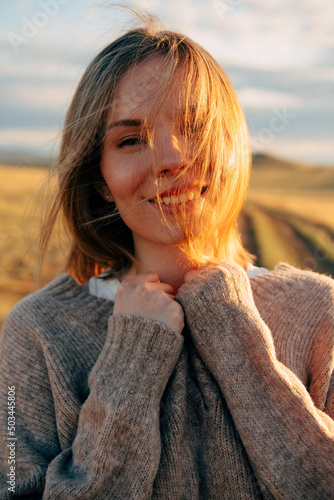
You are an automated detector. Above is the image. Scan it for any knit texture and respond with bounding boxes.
[0,262,333,499]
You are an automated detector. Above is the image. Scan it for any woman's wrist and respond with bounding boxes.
[89,314,184,402]
[178,262,254,317]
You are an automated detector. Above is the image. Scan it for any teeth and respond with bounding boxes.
[150,188,207,205]
[159,192,194,205]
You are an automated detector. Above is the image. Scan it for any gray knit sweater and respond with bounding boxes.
[0,263,333,499]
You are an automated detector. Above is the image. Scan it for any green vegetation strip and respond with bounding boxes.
[263,208,334,263]
[244,203,302,270]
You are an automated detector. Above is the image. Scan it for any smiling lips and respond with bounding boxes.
[149,186,207,205]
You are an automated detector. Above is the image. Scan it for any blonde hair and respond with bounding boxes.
[40,19,253,283]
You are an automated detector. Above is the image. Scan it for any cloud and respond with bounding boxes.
[305,67,334,83]
[200,0,334,71]
[1,0,333,165]
[254,138,334,165]
[1,55,81,81]
[6,83,76,112]
[0,127,61,146]
[236,87,302,110]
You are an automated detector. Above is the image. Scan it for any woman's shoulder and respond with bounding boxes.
[250,263,334,334]
[5,274,84,320]
[250,263,334,351]
[251,264,334,383]
[1,273,113,340]
[251,262,334,303]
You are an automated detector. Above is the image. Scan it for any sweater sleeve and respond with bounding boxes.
[177,263,334,500]
[0,305,183,499]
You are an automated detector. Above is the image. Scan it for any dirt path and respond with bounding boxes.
[240,208,334,277]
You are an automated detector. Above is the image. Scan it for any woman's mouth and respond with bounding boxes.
[148,186,207,206]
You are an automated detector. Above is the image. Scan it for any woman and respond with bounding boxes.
[0,21,333,499]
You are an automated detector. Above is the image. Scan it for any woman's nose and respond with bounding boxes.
[154,131,184,176]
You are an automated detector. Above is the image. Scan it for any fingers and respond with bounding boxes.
[184,270,199,283]
[184,266,209,283]
[122,272,175,295]
[122,271,160,286]
[114,271,184,334]
[146,282,175,295]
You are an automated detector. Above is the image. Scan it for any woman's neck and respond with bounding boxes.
[124,239,195,292]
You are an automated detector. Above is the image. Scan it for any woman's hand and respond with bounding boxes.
[113,272,185,335]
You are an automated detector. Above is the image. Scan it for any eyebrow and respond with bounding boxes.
[106,119,142,131]
[105,106,200,132]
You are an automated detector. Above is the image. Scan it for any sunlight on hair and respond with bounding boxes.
[39,9,254,283]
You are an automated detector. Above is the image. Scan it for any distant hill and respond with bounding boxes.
[252,153,312,170]
[251,153,334,191]
[0,149,51,168]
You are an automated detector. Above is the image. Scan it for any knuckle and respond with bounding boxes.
[147,272,159,282]
[137,282,147,293]
[115,285,125,299]
[119,279,130,291]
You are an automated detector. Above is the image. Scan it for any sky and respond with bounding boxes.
[1,0,334,166]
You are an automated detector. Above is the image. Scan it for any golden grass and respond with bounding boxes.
[247,190,334,231]
[0,164,68,328]
[243,202,302,269]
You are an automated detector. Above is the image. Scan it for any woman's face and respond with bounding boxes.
[100,56,207,253]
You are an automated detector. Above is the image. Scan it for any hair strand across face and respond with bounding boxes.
[39,16,254,282]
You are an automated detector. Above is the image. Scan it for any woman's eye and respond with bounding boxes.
[117,136,146,148]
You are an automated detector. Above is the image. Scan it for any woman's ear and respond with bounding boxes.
[93,181,114,203]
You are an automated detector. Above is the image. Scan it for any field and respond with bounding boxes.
[240,155,334,275]
[1,154,334,329]
[0,164,68,329]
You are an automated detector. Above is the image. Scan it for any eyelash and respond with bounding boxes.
[116,121,204,149]
[117,136,147,148]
